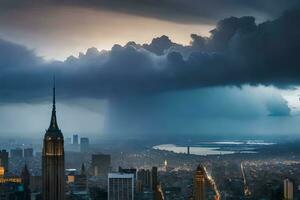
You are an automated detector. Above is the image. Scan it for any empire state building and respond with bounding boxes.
[42,83,65,200]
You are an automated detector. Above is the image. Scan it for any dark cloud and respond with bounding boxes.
[0,0,299,24]
[1,9,300,103]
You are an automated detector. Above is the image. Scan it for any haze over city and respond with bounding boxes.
[2,1,300,200]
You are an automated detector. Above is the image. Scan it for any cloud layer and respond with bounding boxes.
[1,9,300,103]
[1,0,299,23]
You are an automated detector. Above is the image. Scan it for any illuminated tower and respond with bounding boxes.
[193,165,205,200]
[284,179,293,200]
[42,80,65,200]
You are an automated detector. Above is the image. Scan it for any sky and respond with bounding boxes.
[0,0,300,140]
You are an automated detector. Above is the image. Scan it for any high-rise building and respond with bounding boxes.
[119,167,137,192]
[193,165,205,200]
[108,173,134,200]
[137,169,151,189]
[151,166,158,191]
[0,150,9,172]
[73,134,79,145]
[42,82,65,200]
[284,178,293,200]
[119,167,137,180]
[80,137,90,153]
[92,154,111,176]
[24,148,34,158]
[10,148,23,158]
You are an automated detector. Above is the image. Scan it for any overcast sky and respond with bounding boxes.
[0,1,300,140]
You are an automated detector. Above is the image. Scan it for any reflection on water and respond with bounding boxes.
[153,141,274,156]
[153,144,234,155]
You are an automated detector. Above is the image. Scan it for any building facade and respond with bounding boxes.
[193,165,205,200]
[284,178,293,200]
[92,154,111,176]
[108,173,134,200]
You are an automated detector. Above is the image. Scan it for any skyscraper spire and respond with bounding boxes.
[49,75,59,131]
[42,76,65,200]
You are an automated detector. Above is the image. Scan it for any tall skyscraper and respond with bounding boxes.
[284,178,293,200]
[92,154,111,176]
[80,137,90,153]
[0,150,9,172]
[137,169,151,189]
[42,82,65,200]
[108,173,134,200]
[193,165,205,200]
[151,166,158,191]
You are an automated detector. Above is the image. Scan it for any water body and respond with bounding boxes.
[153,141,274,156]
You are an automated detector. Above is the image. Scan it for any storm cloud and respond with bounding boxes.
[0,9,300,103]
[0,0,299,24]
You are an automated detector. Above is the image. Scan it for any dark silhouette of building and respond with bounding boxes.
[21,164,31,200]
[137,169,151,189]
[92,154,111,176]
[80,137,90,153]
[193,165,205,200]
[151,167,158,191]
[42,81,65,200]
[0,150,9,173]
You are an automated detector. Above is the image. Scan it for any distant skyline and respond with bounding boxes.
[0,1,300,139]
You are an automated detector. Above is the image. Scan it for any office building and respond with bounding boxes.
[92,154,111,176]
[193,165,205,200]
[42,83,65,200]
[0,150,9,173]
[137,169,151,189]
[119,167,137,180]
[151,166,158,191]
[24,148,34,158]
[80,137,90,153]
[284,178,293,200]
[108,173,134,200]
